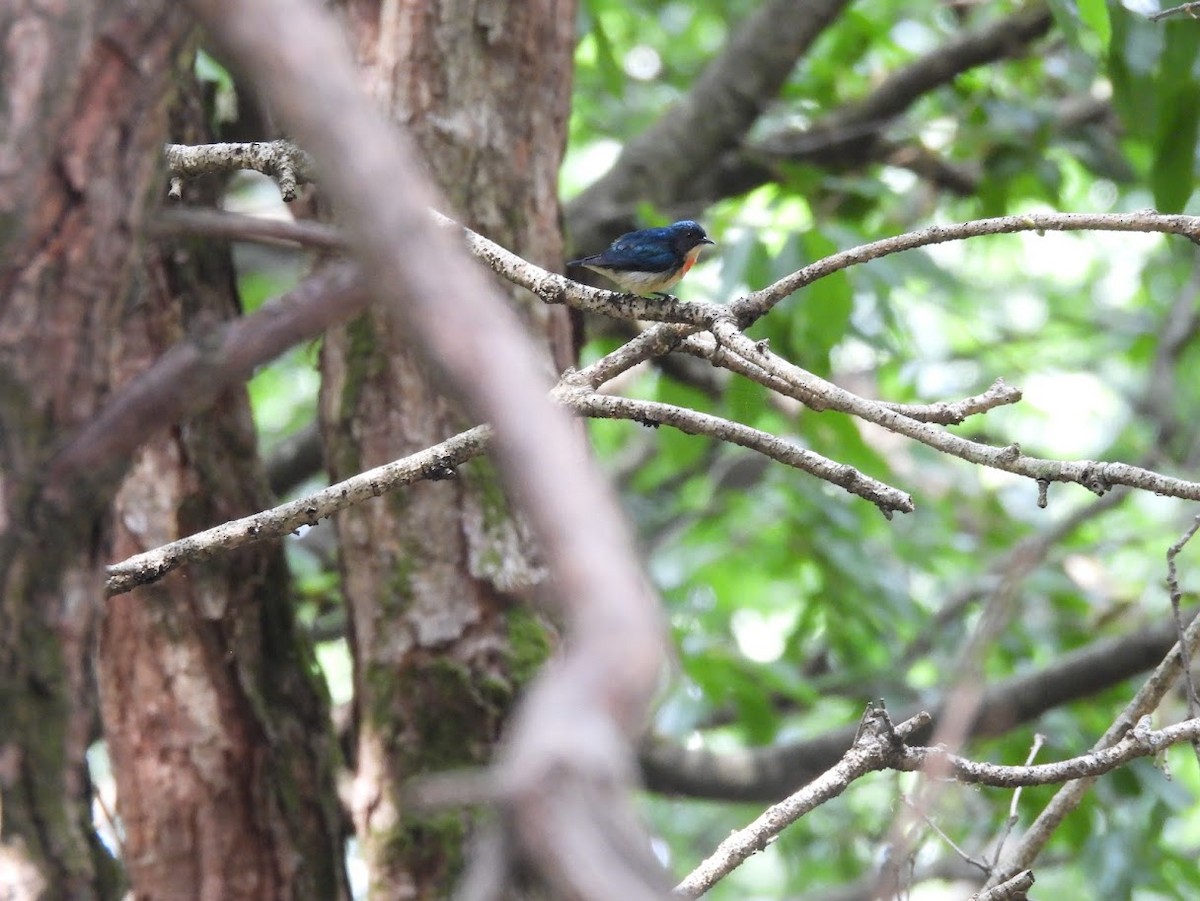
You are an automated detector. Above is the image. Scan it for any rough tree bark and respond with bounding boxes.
[0,4,189,898]
[1,6,348,898]
[317,0,577,895]
[95,76,349,899]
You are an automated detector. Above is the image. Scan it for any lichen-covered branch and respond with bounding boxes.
[105,426,492,596]
[987,525,1200,886]
[705,320,1200,503]
[557,387,913,515]
[675,707,1200,899]
[164,140,314,200]
[899,716,1200,787]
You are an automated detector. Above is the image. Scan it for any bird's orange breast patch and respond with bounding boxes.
[679,244,704,276]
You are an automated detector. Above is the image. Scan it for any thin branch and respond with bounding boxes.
[972,870,1034,901]
[732,211,1200,325]
[673,708,1199,899]
[106,426,491,596]
[899,795,990,875]
[640,612,1191,802]
[991,734,1045,871]
[153,207,342,249]
[164,140,315,201]
[899,716,1200,786]
[1166,516,1200,761]
[557,387,913,516]
[986,521,1200,886]
[706,321,1200,502]
[673,707,930,899]
[564,0,851,253]
[684,334,1023,424]
[1149,1,1200,22]
[872,378,1024,425]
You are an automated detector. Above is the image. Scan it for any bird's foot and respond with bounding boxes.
[651,291,680,302]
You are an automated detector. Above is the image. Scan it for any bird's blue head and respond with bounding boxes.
[666,220,715,254]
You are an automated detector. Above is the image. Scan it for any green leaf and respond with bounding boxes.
[1152,23,1200,212]
[1077,0,1111,52]
[579,0,625,98]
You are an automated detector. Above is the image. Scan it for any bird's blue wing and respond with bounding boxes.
[585,238,677,273]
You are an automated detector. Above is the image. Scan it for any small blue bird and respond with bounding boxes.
[569,220,715,297]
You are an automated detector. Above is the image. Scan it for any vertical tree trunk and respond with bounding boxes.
[1,7,349,898]
[0,4,190,898]
[96,145,349,898]
[319,0,576,895]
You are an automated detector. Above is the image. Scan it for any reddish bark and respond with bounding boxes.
[0,4,191,897]
[97,233,349,899]
[89,39,349,901]
[0,5,348,898]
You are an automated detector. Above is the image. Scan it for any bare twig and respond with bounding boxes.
[1149,1,1200,22]
[732,211,1200,325]
[1166,515,1200,761]
[990,734,1045,870]
[972,869,1034,901]
[987,520,1200,886]
[683,334,1024,424]
[154,207,342,249]
[557,387,913,515]
[899,795,991,875]
[899,717,1200,786]
[106,426,491,596]
[640,612,1192,801]
[44,264,368,505]
[672,710,1199,899]
[164,140,314,201]
[674,708,930,899]
[704,321,1200,502]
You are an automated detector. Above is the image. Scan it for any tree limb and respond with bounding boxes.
[640,613,1192,802]
[44,263,368,504]
[558,386,913,515]
[673,707,1198,898]
[899,716,1200,787]
[986,546,1200,886]
[106,426,491,596]
[674,708,930,899]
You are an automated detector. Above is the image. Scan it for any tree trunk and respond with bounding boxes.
[0,6,349,898]
[96,96,350,896]
[0,4,189,898]
[319,1,576,895]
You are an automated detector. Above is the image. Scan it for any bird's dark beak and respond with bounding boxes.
[702,237,715,246]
